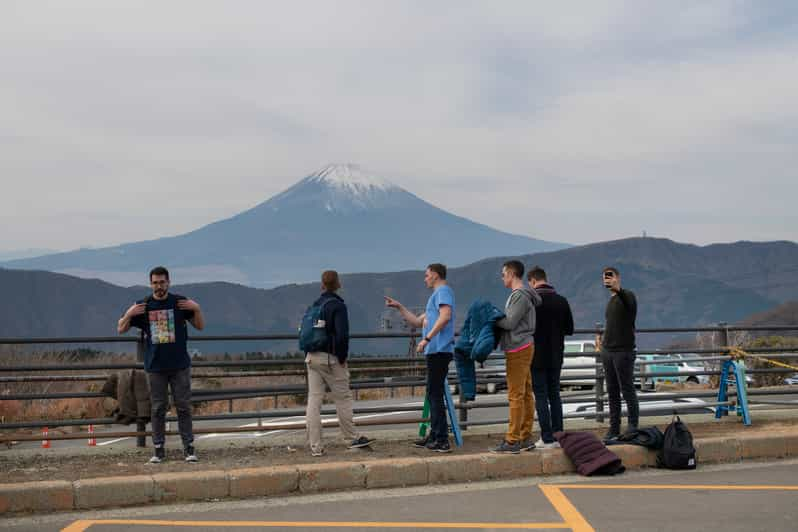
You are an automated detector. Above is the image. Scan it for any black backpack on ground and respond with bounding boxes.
[657,415,697,470]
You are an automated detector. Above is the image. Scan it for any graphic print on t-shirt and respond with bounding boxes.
[149,309,176,344]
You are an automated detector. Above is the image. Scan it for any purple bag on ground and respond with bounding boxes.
[555,431,626,476]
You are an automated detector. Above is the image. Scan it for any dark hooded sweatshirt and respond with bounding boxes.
[533,283,575,369]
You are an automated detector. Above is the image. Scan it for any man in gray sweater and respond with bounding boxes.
[492,260,542,453]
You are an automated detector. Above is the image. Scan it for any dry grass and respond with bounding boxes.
[0,347,423,423]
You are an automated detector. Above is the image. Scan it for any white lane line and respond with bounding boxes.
[97,437,132,446]
[198,410,410,441]
[199,416,303,440]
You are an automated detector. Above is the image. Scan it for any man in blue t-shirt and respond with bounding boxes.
[385,263,455,452]
[118,266,205,464]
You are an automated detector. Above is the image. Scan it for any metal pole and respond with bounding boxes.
[136,335,147,448]
[408,327,418,396]
[718,322,729,352]
[458,371,468,431]
[595,322,605,423]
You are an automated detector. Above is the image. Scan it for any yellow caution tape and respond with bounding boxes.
[725,346,798,372]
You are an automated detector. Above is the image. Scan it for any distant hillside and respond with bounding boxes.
[738,301,798,329]
[2,237,795,353]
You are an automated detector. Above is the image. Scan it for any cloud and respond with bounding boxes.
[0,1,796,250]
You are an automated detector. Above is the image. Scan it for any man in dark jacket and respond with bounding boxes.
[528,266,574,448]
[304,270,373,456]
[600,266,639,441]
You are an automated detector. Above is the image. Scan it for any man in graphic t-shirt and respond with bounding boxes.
[118,266,205,464]
[385,263,455,453]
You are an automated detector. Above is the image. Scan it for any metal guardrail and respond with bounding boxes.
[1,323,797,445]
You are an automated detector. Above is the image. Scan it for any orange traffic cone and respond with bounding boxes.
[41,427,50,448]
[88,425,96,447]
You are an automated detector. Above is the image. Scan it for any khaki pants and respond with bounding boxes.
[505,345,535,444]
[306,352,359,452]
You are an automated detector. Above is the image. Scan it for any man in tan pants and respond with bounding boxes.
[304,271,373,456]
[492,260,541,454]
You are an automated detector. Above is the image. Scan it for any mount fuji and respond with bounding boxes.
[4,164,567,287]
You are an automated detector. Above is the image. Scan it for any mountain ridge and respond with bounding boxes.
[2,237,796,352]
[3,164,567,287]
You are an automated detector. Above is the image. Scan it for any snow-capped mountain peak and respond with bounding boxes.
[304,163,396,192]
[265,163,409,214]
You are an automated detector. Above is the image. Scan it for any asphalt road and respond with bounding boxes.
[3,459,798,531]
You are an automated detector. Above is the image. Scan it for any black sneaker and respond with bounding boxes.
[349,436,374,449]
[603,431,621,443]
[622,425,639,438]
[413,436,430,448]
[149,446,166,464]
[426,440,452,453]
[184,445,198,463]
[490,440,521,454]
[519,438,536,451]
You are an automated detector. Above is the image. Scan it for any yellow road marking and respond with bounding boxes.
[552,484,798,491]
[61,519,570,530]
[539,486,594,532]
[61,484,798,532]
[61,521,94,532]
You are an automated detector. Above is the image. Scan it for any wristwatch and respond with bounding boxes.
[424,336,432,342]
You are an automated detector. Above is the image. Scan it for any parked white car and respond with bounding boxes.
[637,353,710,390]
[560,340,599,389]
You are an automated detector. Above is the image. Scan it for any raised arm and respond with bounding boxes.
[178,298,205,330]
[118,303,145,334]
[384,296,424,329]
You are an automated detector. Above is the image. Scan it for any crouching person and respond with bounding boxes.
[117,266,204,464]
[302,270,373,457]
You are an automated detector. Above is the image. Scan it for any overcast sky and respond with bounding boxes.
[1,1,796,252]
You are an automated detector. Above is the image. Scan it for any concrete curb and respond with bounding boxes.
[3,431,798,515]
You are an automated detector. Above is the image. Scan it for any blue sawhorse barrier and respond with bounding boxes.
[417,377,463,447]
[715,358,751,426]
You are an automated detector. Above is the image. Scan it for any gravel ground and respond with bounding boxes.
[3,417,797,483]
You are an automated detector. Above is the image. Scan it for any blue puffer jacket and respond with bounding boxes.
[454,300,505,400]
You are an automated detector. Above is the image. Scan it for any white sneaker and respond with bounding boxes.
[534,439,561,449]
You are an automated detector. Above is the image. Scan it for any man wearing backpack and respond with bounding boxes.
[117,266,204,464]
[600,266,639,442]
[385,263,455,453]
[303,270,373,457]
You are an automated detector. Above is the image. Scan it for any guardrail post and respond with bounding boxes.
[718,322,729,352]
[136,335,147,448]
[594,322,605,423]
[458,388,468,430]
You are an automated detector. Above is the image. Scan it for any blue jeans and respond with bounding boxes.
[532,367,563,444]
